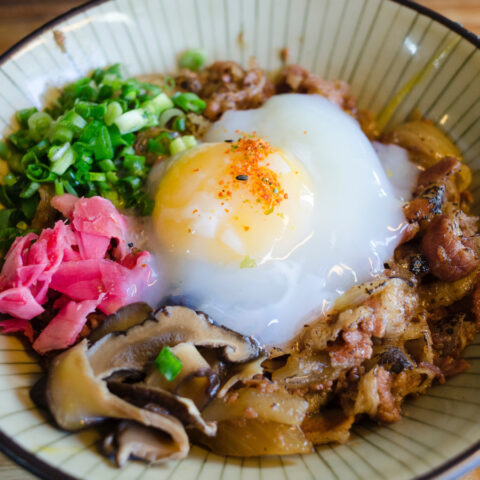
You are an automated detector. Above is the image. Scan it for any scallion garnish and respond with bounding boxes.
[178,48,207,71]
[153,346,183,381]
[0,63,206,254]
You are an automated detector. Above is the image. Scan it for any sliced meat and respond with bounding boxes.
[421,214,479,282]
[416,156,461,191]
[276,65,356,111]
[176,61,274,121]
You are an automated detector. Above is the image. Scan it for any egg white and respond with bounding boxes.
[146,94,415,346]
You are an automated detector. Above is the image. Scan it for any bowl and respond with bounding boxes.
[0,0,479,479]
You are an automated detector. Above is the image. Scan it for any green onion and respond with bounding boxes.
[26,163,55,183]
[182,135,197,149]
[147,139,168,155]
[0,209,15,229]
[142,93,174,116]
[62,179,77,196]
[19,181,40,199]
[172,116,186,132]
[159,108,185,127]
[104,101,123,126]
[51,125,74,144]
[114,109,147,134]
[179,48,207,71]
[75,101,106,119]
[28,112,53,140]
[60,111,87,133]
[123,154,145,176]
[163,76,175,91]
[54,179,64,196]
[169,137,187,155]
[172,92,206,114]
[88,172,106,182]
[98,159,116,172]
[3,172,17,187]
[49,143,75,175]
[79,119,102,144]
[93,125,114,160]
[16,107,38,128]
[21,196,38,220]
[153,346,183,381]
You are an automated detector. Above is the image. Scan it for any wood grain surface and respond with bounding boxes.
[0,1,479,479]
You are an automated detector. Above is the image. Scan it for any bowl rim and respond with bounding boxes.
[0,0,478,479]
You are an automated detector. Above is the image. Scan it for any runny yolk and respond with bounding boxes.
[153,136,314,266]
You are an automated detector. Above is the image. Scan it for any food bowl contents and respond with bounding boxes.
[0,53,478,467]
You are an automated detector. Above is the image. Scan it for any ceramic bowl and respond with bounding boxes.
[0,0,479,479]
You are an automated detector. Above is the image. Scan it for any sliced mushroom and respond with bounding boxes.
[103,420,182,467]
[88,302,153,343]
[88,306,263,379]
[45,340,189,462]
[145,343,219,410]
[107,381,217,436]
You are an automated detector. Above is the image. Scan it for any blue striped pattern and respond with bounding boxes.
[0,0,479,478]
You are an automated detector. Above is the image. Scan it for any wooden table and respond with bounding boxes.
[0,0,479,478]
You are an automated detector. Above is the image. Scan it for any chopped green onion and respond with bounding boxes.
[93,125,114,160]
[79,119,103,144]
[182,135,197,149]
[179,48,207,71]
[75,101,106,119]
[28,112,53,140]
[123,154,145,175]
[54,179,64,196]
[49,143,75,176]
[98,159,116,172]
[153,346,183,381]
[88,172,106,182]
[121,175,141,191]
[62,179,78,196]
[159,108,185,127]
[172,92,206,114]
[147,139,168,155]
[3,172,17,187]
[114,109,147,134]
[104,101,123,126]
[169,137,187,155]
[60,111,87,133]
[19,181,40,199]
[172,116,186,132]
[163,76,176,90]
[106,171,119,184]
[21,196,38,220]
[0,209,15,229]
[142,93,174,116]
[26,163,55,183]
[16,107,38,127]
[51,125,74,144]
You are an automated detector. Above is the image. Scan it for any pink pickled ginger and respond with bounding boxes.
[0,195,155,354]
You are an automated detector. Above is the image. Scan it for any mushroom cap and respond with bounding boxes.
[88,306,263,379]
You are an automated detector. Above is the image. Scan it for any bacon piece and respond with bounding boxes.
[421,214,478,282]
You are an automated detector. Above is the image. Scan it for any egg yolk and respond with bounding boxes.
[153,136,314,265]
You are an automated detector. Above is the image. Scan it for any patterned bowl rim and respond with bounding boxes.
[0,0,479,479]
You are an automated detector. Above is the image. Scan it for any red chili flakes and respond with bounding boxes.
[243,226,250,231]
[193,168,199,172]
[219,135,287,214]
[192,209,198,214]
